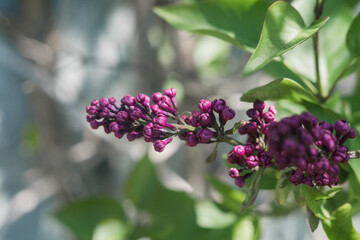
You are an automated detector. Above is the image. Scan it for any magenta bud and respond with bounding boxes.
[253,100,265,111]
[199,113,212,127]
[109,122,120,133]
[268,105,277,115]
[246,109,260,120]
[315,172,330,186]
[152,92,163,104]
[121,95,135,106]
[228,168,240,178]
[91,99,100,107]
[108,97,117,105]
[289,169,304,186]
[263,112,275,123]
[127,132,143,141]
[153,138,172,152]
[221,107,236,121]
[90,120,99,129]
[233,145,245,157]
[99,97,109,108]
[245,155,258,168]
[347,128,357,139]
[211,99,227,113]
[196,128,214,143]
[234,177,246,188]
[335,120,350,136]
[86,105,98,115]
[198,99,212,113]
[186,132,198,147]
[164,88,176,98]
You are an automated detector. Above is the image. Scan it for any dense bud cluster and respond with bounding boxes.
[227,100,276,187]
[181,99,235,146]
[86,89,236,152]
[266,113,357,187]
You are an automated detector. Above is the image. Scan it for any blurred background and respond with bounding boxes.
[0,0,357,239]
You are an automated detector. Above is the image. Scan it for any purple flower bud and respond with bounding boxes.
[321,132,336,153]
[99,98,109,108]
[335,120,350,136]
[129,107,143,120]
[253,100,265,111]
[306,163,315,175]
[91,99,100,107]
[152,92,162,104]
[109,97,117,105]
[290,169,304,186]
[246,109,260,120]
[300,112,318,130]
[196,128,214,143]
[114,131,124,139]
[293,157,307,171]
[221,107,236,122]
[158,95,177,114]
[244,144,255,156]
[347,128,357,139]
[198,99,212,113]
[136,93,150,106]
[303,177,314,186]
[263,111,275,123]
[328,177,339,186]
[153,138,172,152]
[315,172,330,186]
[227,151,238,164]
[245,122,258,133]
[116,111,129,122]
[127,132,143,141]
[109,122,120,133]
[86,105,98,115]
[328,164,340,177]
[153,115,176,130]
[164,88,176,98]
[211,99,226,113]
[228,168,240,178]
[332,156,343,164]
[199,113,212,127]
[233,145,246,157]
[282,139,297,153]
[90,120,100,129]
[299,129,313,146]
[260,122,268,134]
[143,123,154,142]
[121,95,135,106]
[186,132,198,147]
[319,121,334,133]
[238,125,247,135]
[314,158,330,173]
[234,177,246,188]
[258,151,272,167]
[275,155,288,169]
[268,105,277,115]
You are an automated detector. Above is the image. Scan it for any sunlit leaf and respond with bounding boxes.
[195,200,236,228]
[241,1,329,76]
[154,0,271,52]
[93,219,127,240]
[232,216,261,240]
[322,204,360,240]
[240,78,317,104]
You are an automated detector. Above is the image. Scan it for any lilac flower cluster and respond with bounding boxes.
[86,89,236,152]
[227,100,276,187]
[266,112,357,187]
[181,99,235,147]
[86,89,182,152]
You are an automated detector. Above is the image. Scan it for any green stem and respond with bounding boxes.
[172,124,196,131]
[313,0,326,102]
[222,136,243,146]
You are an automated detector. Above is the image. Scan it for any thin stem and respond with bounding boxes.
[222,136,244,146]
[313,0,326,101]
[348,150,360,159]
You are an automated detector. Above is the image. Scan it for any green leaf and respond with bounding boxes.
[306,205,320,232]
[240,168,265,213]
[195,200,237,229]
[241,1,329,76]
[54,196,125,240]
[154,0,271,52]
[232,216,261,240]
[275,172,292,205]
[302,185,341,220]
[208,175,246,213]
[206,142,219,162]
[322,204,360,240]
[240,78,317,104]
[346,14,360,57]
[93,219,127,240]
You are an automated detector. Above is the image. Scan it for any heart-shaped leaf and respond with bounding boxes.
[241,1,329,76]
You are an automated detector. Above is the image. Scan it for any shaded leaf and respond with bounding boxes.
[241,1,329,76]
[306,205,320,232]
[240,78,317,104]
[154,0,271,51]
[346,14,360,57]
[322,204,360,240]
[54,196,125,240]
[240,168,265,213]
[206,142,219,162]
[208,175,246,213]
